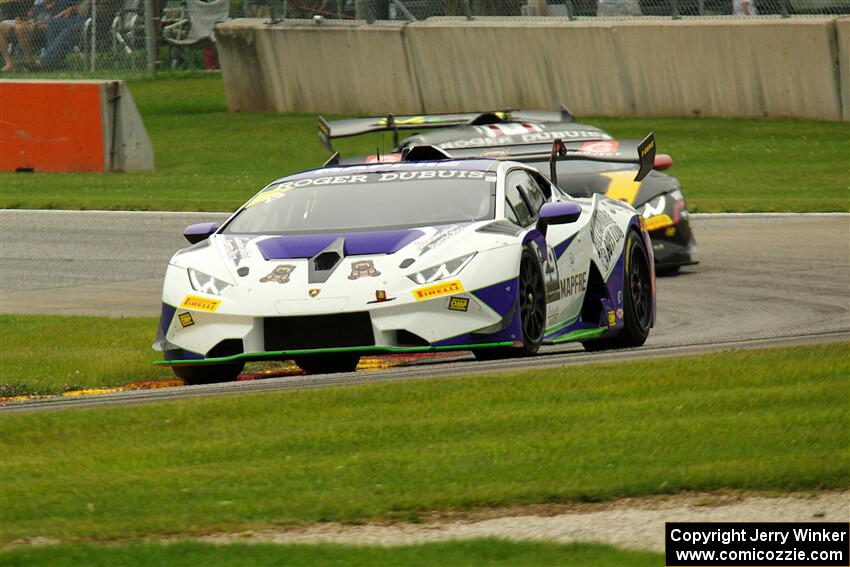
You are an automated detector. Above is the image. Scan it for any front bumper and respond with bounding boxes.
[154,251,523,365]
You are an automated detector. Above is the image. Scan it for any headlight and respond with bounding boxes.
[641,195,666,218]
[408,253,476,285]
[187,268,233,295]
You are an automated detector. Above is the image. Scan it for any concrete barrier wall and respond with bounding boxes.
[218,19,422,114]
[0,80,154,172]
[218,18,848,121]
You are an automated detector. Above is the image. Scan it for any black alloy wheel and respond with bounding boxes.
[518,247,547,353]
[583,229,652,351]
[474,246,546,360]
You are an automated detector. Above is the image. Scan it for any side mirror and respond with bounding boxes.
[539,202,582,225]
[183,222,220,244]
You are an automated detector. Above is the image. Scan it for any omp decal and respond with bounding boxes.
[448,296,469,312]
[180,295,221,313]
[645,214,674,231]
[413,280,464,301]
[260,265,296,284]
[348,260,380,280]
[601,171,641,205]
[607,310,616,327]
[178,312,195,328]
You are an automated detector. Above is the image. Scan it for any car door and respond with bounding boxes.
[523,170,594,332]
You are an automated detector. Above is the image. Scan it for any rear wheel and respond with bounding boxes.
[474,247,546,360]
[582,230,652,351]
[293,354,361,374]
[172,362,245,385]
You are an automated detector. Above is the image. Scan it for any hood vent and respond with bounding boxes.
[309,237,344,284]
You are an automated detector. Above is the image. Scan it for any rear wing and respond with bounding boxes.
[317,106,574,151]
[399,133,656,183]
[550,133,655,184]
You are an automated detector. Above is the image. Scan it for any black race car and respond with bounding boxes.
[318,108,697,274]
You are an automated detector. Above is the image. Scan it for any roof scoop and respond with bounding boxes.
[309,237,344,284]
[401,145,452,161]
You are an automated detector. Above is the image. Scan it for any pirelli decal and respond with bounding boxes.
[413,280,464,301]
[180,295,221,313]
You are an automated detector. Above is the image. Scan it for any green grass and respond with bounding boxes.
[0,74,846,211]
[1,343,846,545]
[0,540,662,567]
[0,315,171,397]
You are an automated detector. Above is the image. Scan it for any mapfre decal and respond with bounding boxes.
[413,280,464,301]
[180,295,221,313]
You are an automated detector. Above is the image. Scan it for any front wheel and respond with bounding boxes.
[474,246,546,360]
[172,362,245,385]
[293,354,361,374]
[582,229,652,351]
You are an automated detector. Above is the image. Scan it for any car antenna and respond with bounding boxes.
[386,113,399,148]
[323,152,340,167]
[376,146,381,162]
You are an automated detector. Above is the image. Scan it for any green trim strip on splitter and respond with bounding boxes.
[544,314,579,336]
[547,327,607,345]
[154,341,516,366]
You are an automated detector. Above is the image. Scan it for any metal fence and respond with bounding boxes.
[0,0,223,74]
[0,0,845,76]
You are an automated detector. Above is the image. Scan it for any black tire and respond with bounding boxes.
[172,362,245,385]
[293,353,361,374]
[582,229,652,351]
[473,246,546,360]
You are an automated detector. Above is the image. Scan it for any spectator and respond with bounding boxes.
[35,0,86,70]
[245,0,269,16]
[0,18,17,71]
[733,0,757,14]
[0,0,66,72]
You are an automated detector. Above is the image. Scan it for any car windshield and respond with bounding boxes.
[223,169,497,234]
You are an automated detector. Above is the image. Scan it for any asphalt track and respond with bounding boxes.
[1,211,848,412]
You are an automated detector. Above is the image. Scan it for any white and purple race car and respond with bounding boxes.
[153,140,656,383]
